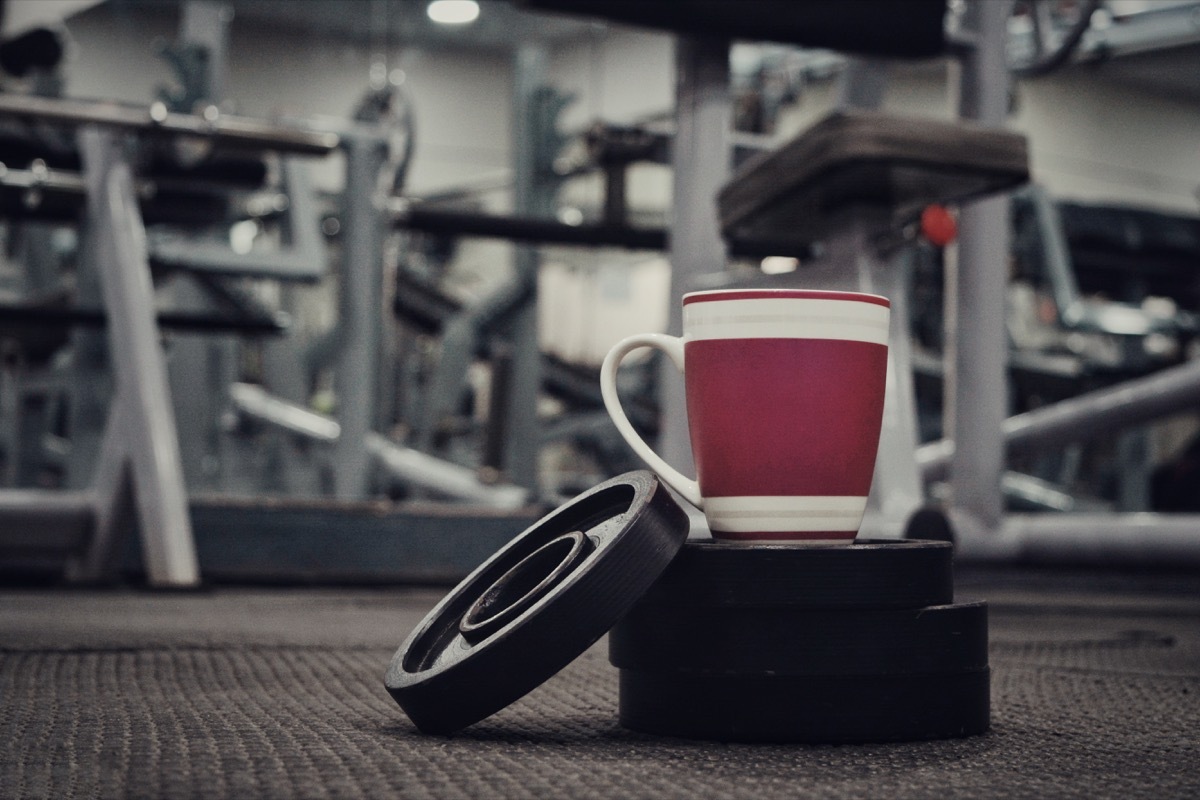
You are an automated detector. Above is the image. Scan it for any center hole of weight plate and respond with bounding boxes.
[458,530,594,643]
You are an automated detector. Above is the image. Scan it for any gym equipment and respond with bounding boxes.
[0,0,336,522]
[0,93,337,587]
[0,27,66,78]
[1002,0,1200,78]
[0,95,337,155]
[617,668,990,744]
[632,538,953,609]
[389,74,700,503]
[385,471,689,734]
[925,2,1200,564]
[610,538,988,743]
[1008,0,1103,78]
[394,203,667,252]
[719,111,1029,250]
[393,272,656,422]
[609,601,988,675]
[908,186,1200,514]
[387,473,988,742]
[228,383,529,509]
[389,107,785,505]
[1015,189,1200,340]
[173,494,543,584]
[0,299,285,337]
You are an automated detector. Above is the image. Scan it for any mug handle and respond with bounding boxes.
[599,333,703,509]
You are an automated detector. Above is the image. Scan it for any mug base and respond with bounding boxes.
[709,530,858,545]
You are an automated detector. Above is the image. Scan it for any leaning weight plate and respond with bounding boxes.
[609,601,988,675]
[385,471,689,735]
[619,667,990,743]
[637,538,953,608]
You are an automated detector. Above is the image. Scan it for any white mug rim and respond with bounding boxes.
[682,288,890,308]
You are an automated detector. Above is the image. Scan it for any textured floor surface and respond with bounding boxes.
[2,567,1199,799]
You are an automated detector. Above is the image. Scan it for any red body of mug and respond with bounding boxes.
[682,290,889,542]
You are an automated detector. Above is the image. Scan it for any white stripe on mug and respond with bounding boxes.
[704,495,868,533]
[684,298,889,345]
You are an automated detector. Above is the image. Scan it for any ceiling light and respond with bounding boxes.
[427,0,480,25]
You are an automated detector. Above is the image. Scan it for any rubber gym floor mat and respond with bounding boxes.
[2,580,1199,800]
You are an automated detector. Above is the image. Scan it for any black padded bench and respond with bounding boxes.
[718,110,1030,249]
[521,0,948,59]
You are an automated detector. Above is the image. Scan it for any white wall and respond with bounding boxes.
[550,25,674,130]
[1014,72,1200,214]
[538,254,670,365]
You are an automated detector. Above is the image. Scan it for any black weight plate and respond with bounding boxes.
[619,667,990,743]
[610,601,987,675]
[903,507,955,543]
[385,471,689,735]
[638,538,953,609]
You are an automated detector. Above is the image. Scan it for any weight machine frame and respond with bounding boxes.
[0,95,337,587]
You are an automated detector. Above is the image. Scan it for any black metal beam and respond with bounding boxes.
[0,94,339,156]
[0,304,287,335]
[394,206,813,258]
[395,206,668,251]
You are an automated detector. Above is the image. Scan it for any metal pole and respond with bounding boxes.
[503,43,550,492]
[230,382,341,443]
[966,513,1200,567]
[919,355,1200,480]
[828,58,925,539]
[332,131,388,500]
[171,0,240,495]
[947,0,1014,536]
[860,249,926,538]
[392,206,668,250]
[0,94,339,154]
[662,37,731,478]
[1023,185,1084,323]
[228,382,527,507]
[366,433,528,509]
[64,177,111,493]
[835,58,889,111]
[179,1,232,104]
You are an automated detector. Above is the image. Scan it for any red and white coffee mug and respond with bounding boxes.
[600,289,890,543]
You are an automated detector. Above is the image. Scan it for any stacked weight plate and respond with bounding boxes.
[609,539,989,743]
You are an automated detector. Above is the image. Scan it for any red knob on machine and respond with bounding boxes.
[920,204,957,247]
